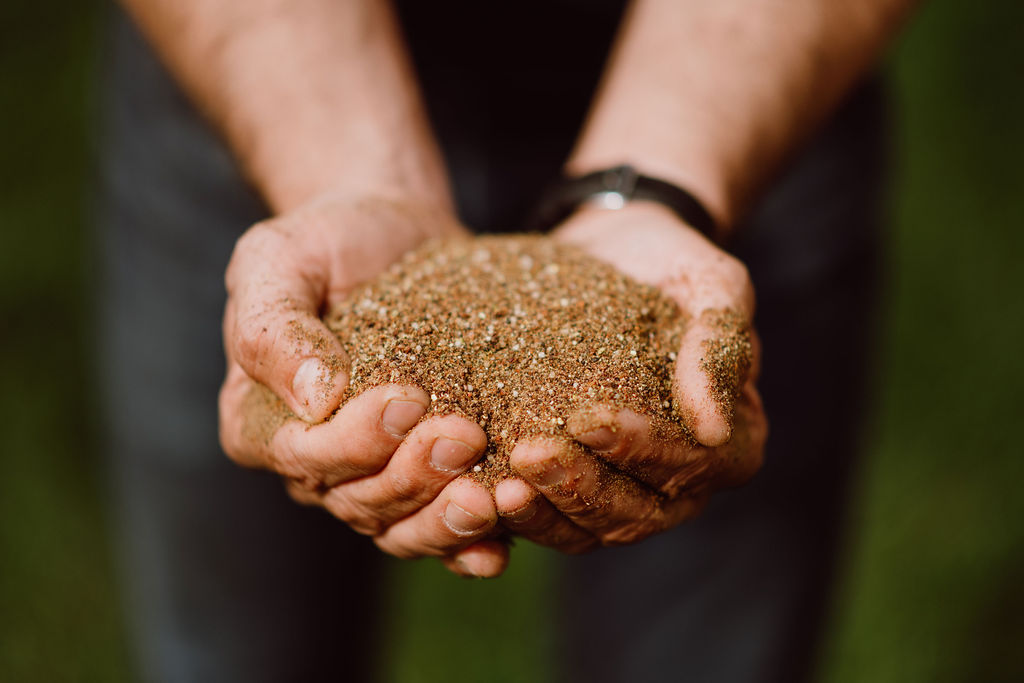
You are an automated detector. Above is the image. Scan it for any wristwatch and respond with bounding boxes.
[528,164,720,243]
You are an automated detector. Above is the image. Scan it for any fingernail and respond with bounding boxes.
[444,502,488,535]
[534,463,567,488]
[454,557,477,577]
[382,399,427,437]
[575,466,600,502]
[292,358,328,421]
[506,498,538,523]
[431,437,478,472]
[578,426,617,452]
[454,557,484,579]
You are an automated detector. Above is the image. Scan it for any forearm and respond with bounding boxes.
[120,0,449,213]
[570,0,916,234]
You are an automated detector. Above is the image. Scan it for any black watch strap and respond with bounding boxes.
[528,164,720,242]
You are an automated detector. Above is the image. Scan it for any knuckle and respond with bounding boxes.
[547,492,591,518]
[429,533,474,556]
[697,255,754,313]
[226,224,277,290]
[217,410,242,464]
[703,250,750,289]
[235,221,278,253]
[287,473,323,495]
[721,254,752,288]
[614,444,661,477]
[600,430,636,462]
[233,310,277,372]
[532,524,596,554]
[352,516,387,537]
[600,518,659,546]
[334,443,391,480]
[563,500,617,532]
[217,374,256,466]
[394,515,465,557]
[740,434,767,482]
[659,471,690,498]
[324,493,387,536]
[754,410,770,447]
[218,426,245,466]
[270,436,315,481]
[218,419,263,471]
[563,536,599,555]
[373,535,419,560]
[284,480,320,507]
[382,470,426,505]
[662,458,715,494]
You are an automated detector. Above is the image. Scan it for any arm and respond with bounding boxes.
[498,0,915,550]
[119,0,447,212]
[569,0,915,231]
[121,0,507,577]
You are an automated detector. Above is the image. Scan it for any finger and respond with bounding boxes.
[673,307,755,446]
[567,405,719,498]
[713,381,769,488]
[495,478,597,554]
[652,239,754,446]
[219,362,278,468]
[441,540,510,578]
[373,477,497,559]
[224,381,429,489]
[224,222,349,422]
[510,438,704,546]
[749,327,764,383]
[283,478,323,507]
[320,414,486,533]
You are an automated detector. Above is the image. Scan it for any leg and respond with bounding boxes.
[555,79,888,683]
[96,12,384,682]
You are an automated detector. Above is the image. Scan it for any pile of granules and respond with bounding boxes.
[326,235,695,487]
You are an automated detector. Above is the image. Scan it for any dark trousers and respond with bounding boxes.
[97,8,887,682]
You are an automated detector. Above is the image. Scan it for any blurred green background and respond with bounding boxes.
[2,1,1022,681]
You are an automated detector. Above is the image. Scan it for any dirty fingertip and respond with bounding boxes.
[575,426,618,452]
[693,409,732,447]
[291,356,347,422]
[447,540,510,578]
[495,478,538,519]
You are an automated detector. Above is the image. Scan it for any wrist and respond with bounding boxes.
[554,199,700,245]
[532,164,721,243]
[552,200,741,297]
[147,0,452,215]
[565,149,734,236]
[246,129,454,216]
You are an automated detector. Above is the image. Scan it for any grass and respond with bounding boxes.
[0,2,132,680]
[1,0,1021,680]
[820,2,1024,681]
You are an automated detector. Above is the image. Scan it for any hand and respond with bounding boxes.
[493,202,767,552]
[217,194,509,577]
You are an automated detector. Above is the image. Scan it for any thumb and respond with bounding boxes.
[674,308,755,446]
[224,224,349,422]
[661,244,756,447]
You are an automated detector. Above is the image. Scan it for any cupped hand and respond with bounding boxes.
[495,202,767,551]
[217,194,508,577]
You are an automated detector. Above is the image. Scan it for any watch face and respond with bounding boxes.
[530,164,717,240]
[600,164,640,196]
[588,191,628,210]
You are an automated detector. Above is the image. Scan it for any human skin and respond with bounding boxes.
[491,0,917,551]
[494,202,768,552]
[120,0,916,574]
[120,0,509,577]
[216,197,511,576]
